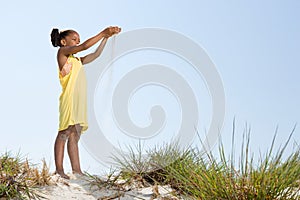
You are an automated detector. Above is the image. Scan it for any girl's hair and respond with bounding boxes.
[50,28,76,47]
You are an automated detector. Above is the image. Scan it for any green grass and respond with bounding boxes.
[0,152,51,199]
[106,125,300,199]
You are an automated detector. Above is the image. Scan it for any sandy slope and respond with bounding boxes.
[36,174,179,200]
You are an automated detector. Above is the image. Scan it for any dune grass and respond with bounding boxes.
[3,125,298,199]
[0,152,51,199]
[105,125,300,199]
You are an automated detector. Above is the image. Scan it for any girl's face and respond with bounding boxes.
[61,32,80,47]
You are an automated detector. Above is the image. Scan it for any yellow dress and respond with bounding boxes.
[58,55,88,133]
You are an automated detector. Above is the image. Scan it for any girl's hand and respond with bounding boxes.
[102,26,121,38]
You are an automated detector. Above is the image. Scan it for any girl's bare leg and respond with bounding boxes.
[67,124,83,175]
[54,129,71,179]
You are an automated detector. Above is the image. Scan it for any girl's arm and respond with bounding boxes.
[59,28,110,56]
[81,37,108,65]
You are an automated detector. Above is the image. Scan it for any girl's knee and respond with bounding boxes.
[68,131,81,142]
[58,131,69,141]
[57,125,81,142]
[58,127,72,141]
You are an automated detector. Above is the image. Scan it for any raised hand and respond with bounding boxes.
[102,26,121,38]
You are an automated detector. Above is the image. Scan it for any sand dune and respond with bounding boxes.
[36,174,179,200]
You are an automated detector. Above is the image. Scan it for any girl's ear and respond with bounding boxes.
[60,39,66,46]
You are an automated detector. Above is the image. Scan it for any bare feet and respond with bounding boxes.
[72,171,86,180]
[72,170,84,175]
[55,170,70,179]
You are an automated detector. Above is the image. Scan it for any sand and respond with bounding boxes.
[36,174,179,200]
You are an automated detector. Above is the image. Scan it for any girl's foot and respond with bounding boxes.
[55,170,70,179]
[73,171,84,175]
[72,171,86,179]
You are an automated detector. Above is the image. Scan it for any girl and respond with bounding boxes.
[50,26,121,179]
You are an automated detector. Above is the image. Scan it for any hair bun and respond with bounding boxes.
[50,28,60,47]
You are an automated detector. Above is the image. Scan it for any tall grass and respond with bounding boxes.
[110,126,300,199]
[0,152,51,199]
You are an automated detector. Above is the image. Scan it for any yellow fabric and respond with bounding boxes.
[58,55,88,133]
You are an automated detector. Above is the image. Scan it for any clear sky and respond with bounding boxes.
[0,0,299,173]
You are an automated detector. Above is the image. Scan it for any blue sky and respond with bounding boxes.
[0,1,299,173]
